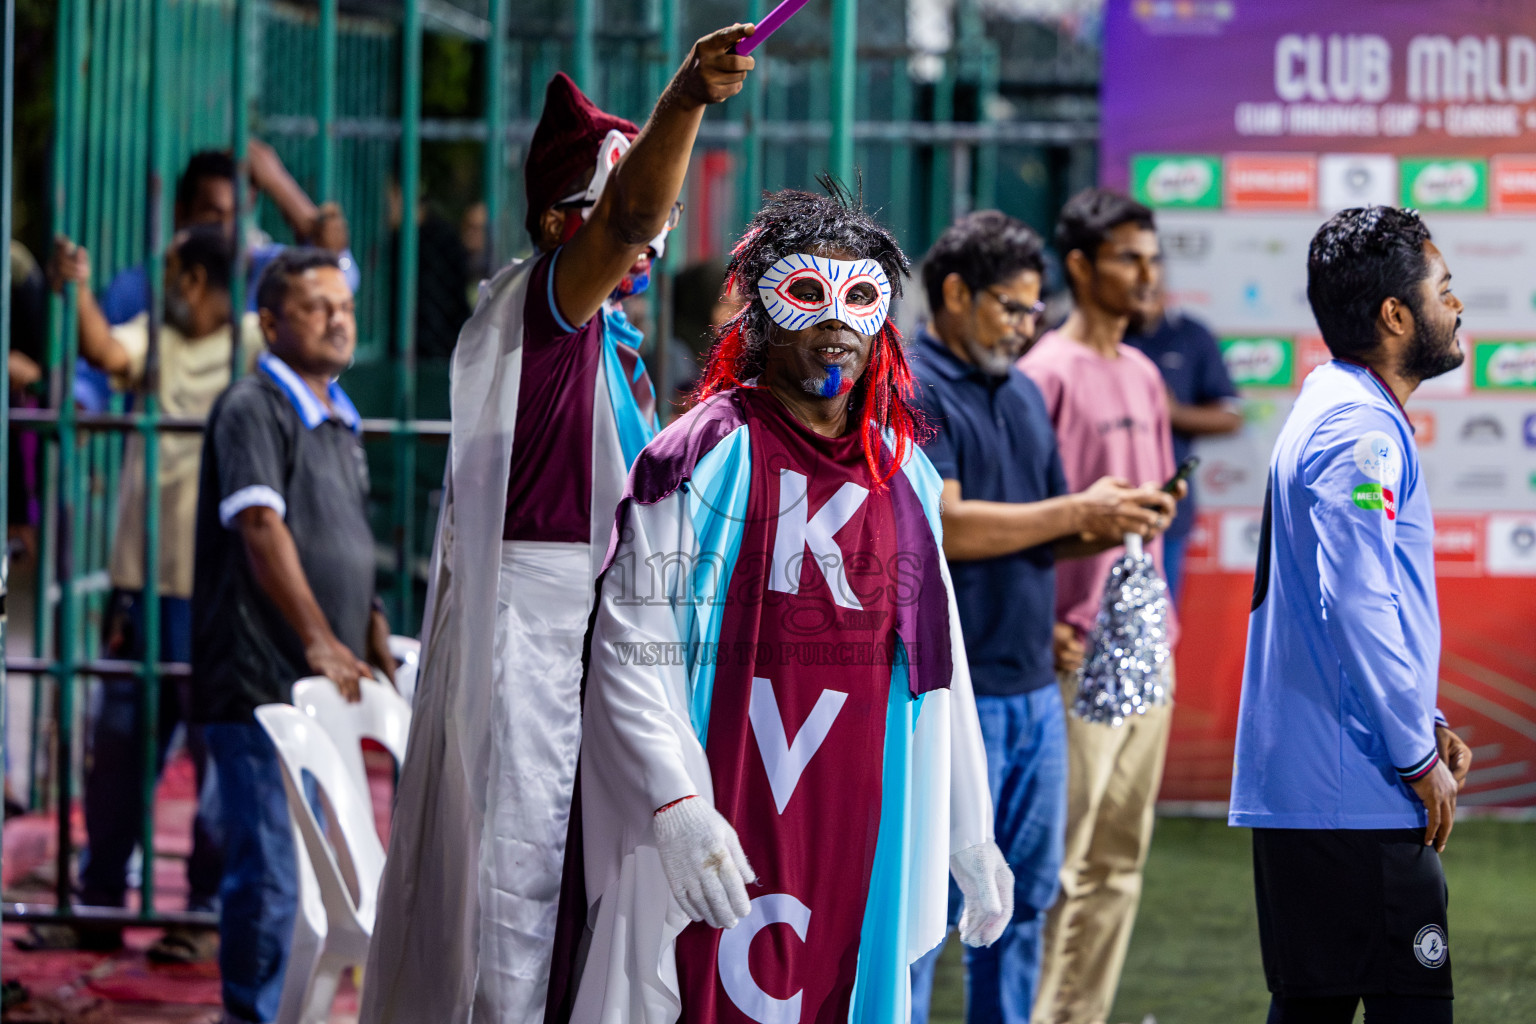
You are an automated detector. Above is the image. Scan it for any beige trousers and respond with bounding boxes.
[1031,667,1173,1024]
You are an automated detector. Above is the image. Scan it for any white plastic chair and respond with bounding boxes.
[256,703,386,1024]
[388,634,421,707]
[290,676,412,804]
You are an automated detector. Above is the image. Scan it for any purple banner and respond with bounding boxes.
[1102,0,1536,190]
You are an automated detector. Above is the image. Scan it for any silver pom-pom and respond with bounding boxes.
[1071,532,1172,726]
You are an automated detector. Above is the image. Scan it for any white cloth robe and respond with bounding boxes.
[362,256,636,1023]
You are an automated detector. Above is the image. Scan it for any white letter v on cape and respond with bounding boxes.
[749,676,849,814]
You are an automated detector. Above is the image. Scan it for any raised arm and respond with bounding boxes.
[48,238,131,377]
[555,24,755,326]
[248,139,349,253]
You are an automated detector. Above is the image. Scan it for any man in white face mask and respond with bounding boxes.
[363,26,757,1024]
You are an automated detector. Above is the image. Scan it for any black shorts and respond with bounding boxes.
[1252,828,1453,999]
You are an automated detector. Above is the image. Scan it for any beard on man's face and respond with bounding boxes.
[1401,295,1464,383]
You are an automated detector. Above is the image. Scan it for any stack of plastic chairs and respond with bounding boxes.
[255,671,413,1024]
[388,635,421,707]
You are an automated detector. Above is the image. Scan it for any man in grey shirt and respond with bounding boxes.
[191,248,394,1024]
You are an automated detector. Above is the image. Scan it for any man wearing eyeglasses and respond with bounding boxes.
[364,26,754,1024]
[906,211,1174,1024]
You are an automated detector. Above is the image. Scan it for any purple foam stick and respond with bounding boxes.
[730,0,810,55]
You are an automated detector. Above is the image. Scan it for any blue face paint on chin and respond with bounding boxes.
[802,365,854,399]
[611,271,651,302]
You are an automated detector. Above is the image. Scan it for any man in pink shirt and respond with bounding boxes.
[1019,188,1180,1024]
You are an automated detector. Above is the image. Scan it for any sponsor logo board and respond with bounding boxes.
[1224,154,1317,210]
[1132,154,1222,209]
[1220,336,1294,388]
[1433,515,1485,576]
[1218,510,1265,572]
[1400,158,1488,212]
[1473,340,1536,390]
[1491,156,1536,214]
[1487,515,1536,576]
[1319,154,1398,210]
[1408,410,1437,446]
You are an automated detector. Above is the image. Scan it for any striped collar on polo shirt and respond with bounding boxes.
[257,351,361,434]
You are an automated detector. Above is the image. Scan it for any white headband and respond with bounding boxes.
[557,129,672,259]
[756,253,892,335]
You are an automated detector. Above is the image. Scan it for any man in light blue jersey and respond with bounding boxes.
[1231,206,1473,1024]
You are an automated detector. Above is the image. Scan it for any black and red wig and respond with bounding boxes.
[693,177,919,486]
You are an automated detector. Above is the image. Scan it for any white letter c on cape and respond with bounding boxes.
[718,893,812,1024]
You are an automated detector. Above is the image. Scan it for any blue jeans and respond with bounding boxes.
[80,591,223,911]
[205,721,301,1024]
[1163,531,1189,605]
[911,685,1069,1024]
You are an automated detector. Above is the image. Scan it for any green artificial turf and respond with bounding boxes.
[928,817,1536,1024]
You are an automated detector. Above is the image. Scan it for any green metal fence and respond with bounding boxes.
[2,0,1095,929]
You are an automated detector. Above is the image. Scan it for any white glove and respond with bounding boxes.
[951,841,1013,947]
[654,797,756,929]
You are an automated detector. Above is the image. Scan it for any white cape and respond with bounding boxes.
[568,410,994,1024]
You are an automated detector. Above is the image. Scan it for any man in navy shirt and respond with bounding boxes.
[907,211,1174,1024]
[1125,290,1241,600]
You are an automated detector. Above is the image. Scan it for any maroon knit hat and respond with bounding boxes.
[524,73,640,240]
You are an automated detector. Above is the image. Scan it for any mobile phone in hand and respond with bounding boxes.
[1163,456,1199,495]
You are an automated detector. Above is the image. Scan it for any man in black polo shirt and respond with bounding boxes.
[191,248,394,1024]
[907,212,1175,1024]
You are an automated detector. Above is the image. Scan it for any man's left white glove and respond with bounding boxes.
[951,841,1013,947]
[654,796,757,929]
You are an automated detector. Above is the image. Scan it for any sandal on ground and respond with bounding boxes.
[146,926,220,964]
[12,923,123,953]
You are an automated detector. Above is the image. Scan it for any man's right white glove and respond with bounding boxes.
[654,796,756,929]
[951,840,1013,948]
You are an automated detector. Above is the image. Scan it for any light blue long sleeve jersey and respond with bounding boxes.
[1230,359,1447,830]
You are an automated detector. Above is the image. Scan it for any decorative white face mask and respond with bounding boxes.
[756,253,892,336]
[557,128,673,260]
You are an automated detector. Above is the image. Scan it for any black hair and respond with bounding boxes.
[256,247,343,315]
[921,210,1044,312]
[173,224,234,293]
[1306,206,1433,361]
[1054,187,1156,295]
[175,150,237,213]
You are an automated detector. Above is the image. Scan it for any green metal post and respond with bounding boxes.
[317,0,338,202]
[393,0,422,626]
[830,0,858,184]
[647,0,679,413]
[230,0,250,378]
[48,0,85,913]
[572,0,594,93]
[926,62,955,248]
[737,0,764,230]
[139,0,171,917]
[2,0,16,943]
[483,0,507,269]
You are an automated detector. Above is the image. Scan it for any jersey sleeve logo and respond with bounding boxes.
[1353,430,1401,484]
[1352,482,1396,519]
